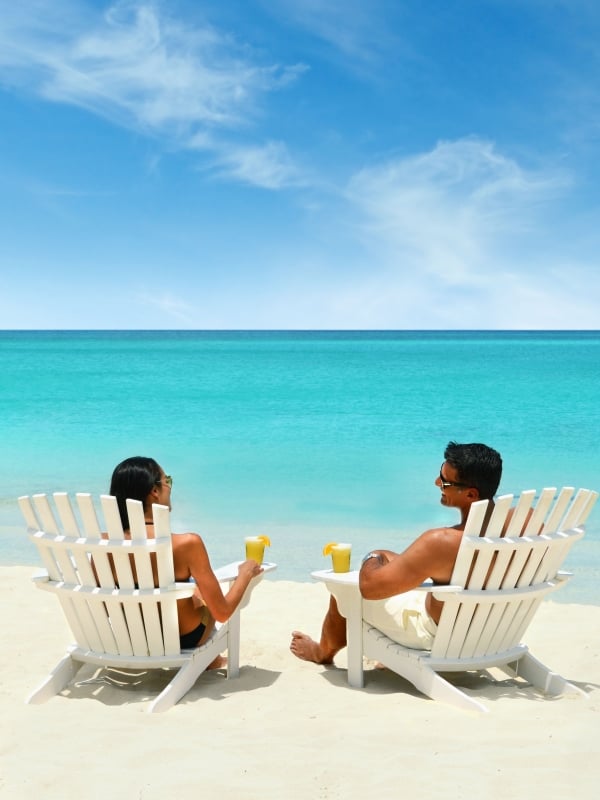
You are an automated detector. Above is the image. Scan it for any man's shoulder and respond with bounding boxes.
[420,523,463,537]
[415,525,463,548]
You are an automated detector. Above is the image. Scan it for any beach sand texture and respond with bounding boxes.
[1,565,599,800]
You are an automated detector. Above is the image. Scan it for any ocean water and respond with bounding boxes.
[1,330,598,603]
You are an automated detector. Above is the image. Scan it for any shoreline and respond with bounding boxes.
[2,565,600,799]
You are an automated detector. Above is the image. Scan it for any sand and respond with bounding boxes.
[1,565,599,800]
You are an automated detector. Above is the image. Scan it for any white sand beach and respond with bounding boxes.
[2,565,599,800]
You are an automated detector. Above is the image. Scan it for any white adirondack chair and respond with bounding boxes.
[19,492,276,713]
[312,487,598,713]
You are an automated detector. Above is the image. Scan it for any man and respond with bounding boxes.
[290,441,502,664]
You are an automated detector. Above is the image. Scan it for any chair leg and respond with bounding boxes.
[372,652,489,713]
[408,664,490,714]
[148,658,208,713]
[506,652,588,699]
[26,653,82,704]
[364,629,489,713]
[226,611,241,680]
[148,627,231,713]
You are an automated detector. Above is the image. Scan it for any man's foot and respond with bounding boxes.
[290,631,334,664]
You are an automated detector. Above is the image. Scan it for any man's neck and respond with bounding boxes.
[459,498,494,529]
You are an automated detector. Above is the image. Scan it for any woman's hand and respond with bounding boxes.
[237,558,264,580]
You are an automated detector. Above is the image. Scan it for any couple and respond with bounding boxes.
[111,440,502,662]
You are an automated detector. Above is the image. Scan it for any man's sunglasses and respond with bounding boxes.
[439,465,469,489]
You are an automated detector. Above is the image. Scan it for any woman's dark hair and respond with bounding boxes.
[444,441,502,500]
[109,456,162,529]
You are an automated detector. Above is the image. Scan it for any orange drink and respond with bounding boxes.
[323,541,352,573]
[245,535,271,564]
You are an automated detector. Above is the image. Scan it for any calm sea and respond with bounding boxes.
[1,330,598,603]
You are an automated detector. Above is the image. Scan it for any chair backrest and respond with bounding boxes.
[19,493,182,658]
[431,487,598,660]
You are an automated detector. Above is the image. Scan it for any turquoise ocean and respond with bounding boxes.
[1,330,598,603]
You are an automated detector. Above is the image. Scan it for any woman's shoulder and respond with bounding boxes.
[171,530,208,555]
[171,530,203,544]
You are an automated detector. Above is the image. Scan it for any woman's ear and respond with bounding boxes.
[148,484,161,502]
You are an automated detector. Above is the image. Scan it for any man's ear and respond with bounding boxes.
[465,488,480,501]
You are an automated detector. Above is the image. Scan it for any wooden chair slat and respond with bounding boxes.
[543,487,575,533]
[561,488,595,529]
[76,494,102,537]
[127,499,156,590]
[100,495,136,589]
[505,490,536,536]
[53,493,80,536]
[32,494,60,535]
[18,495,39,531]
[523,487,556,536]
[485,494,513,538]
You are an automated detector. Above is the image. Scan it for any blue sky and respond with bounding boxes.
[1,0,599,329]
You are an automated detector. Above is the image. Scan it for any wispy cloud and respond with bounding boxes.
[259,0,404,72]
[207,140,306,190]
[176,135,593,329]
[346,137,570,284]
[0,1,306,188]
[252,137,595,329]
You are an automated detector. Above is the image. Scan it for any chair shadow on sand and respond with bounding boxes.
[318,660,598,708]
[61,664,282,708]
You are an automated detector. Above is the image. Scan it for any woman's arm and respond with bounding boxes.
[177,533,263,623]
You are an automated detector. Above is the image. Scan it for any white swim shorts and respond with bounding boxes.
[362,590,437,651]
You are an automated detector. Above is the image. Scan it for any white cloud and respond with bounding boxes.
[324,138,599,327]
[162,135,595,329]
[346,138,571,283]
[208,140,305,190]
[0,1,306,187]
[237,137,596,329]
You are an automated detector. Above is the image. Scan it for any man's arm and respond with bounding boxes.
[358,529,458,600]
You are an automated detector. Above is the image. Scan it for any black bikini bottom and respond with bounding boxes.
[179,621,206,649]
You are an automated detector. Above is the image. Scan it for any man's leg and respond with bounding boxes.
[290,595,347,664]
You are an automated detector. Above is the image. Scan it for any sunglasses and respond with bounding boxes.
[157,475,173,488]
[439,465,468,489]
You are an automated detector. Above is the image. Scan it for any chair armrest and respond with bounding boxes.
[311,570,453,593]
[31,569,49,585]
[428,584,465,601]
[213,561,277,583]
[172,582,200,600]
[311,569,360,585]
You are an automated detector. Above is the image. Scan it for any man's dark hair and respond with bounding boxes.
[444,441,502,500]
[109,456,162,529]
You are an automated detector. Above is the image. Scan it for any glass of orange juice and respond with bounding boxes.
[323,542,352,573]
[245,535,271,565]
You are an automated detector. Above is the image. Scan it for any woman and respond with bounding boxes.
[109,456,263,653]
